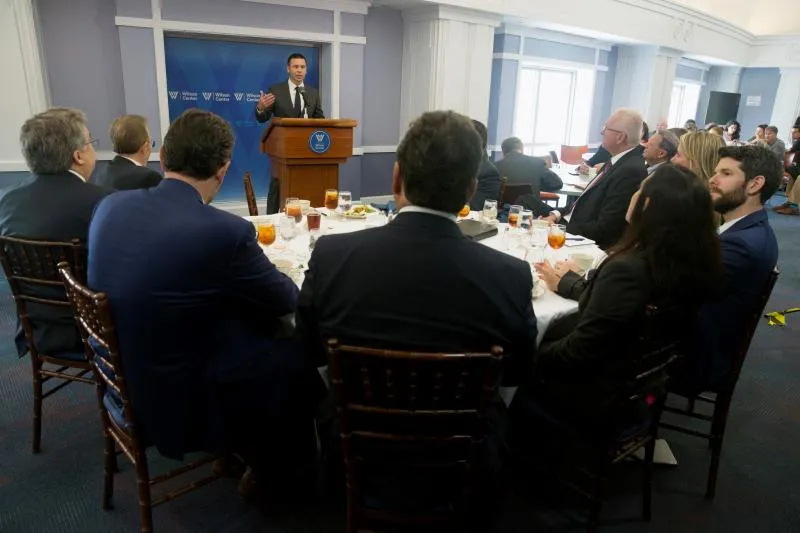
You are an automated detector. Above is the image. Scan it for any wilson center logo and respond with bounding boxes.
[168,91,179,100]
[203,92,213,101]
[234,93,244,101]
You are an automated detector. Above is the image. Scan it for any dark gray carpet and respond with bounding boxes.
[1,197,798,532]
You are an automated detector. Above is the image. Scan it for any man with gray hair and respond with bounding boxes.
[642,129,679,175]
[546,108,647,249]
[0,107,111,358]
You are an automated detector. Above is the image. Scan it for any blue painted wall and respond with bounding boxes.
[737,68,781,137]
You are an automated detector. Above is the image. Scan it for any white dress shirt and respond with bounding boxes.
[288,79,307,118]
[397,205,457,222]
[718,215,746,234]
[119,155,142,167]
[68,169,87,182]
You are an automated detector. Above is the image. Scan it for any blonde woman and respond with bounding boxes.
[672,131,725,183]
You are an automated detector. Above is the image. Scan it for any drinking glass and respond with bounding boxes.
[482,199,498,221]
[338,190,352,211]
[279,215,296,241]
[256,221,276,246]
[528,225,549,264]
[548,224,566,250]
[307,210,321,231]
[520,209,533,231]
[508,205,522,228]
[324,189,338,210]
[298,199,311,216]
[286,198,302,223]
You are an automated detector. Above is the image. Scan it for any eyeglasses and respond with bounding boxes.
[85,137,99,148]
[601,126,624,135]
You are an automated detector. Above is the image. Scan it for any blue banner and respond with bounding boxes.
[164,36,319,202]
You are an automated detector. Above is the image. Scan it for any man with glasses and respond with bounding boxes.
[545,108,647,249]
[95,114,162,190]
[0,107,111,358]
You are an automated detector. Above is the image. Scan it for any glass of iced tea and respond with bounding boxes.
[508,204,522,228]
[307,210,321,231]
[548,224,566,250]
[324,189,338,210]
[256,221,276,246]
[286,198,302,223]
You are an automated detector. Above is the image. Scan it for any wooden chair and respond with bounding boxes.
[0,236,92,453]
[243,171,258,216]
[660,268,779,500]
[58,263,219,533]
[497,176,508,208]
[560,145,589,165]
[327,339,503,533]
[540,191,561,208]
[513,305,682,531]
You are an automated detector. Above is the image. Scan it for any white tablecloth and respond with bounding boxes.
[245,209,604,346]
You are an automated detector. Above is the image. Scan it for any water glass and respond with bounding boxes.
[482,199,498,221]
[338,190,352,211]
[279,215,296,241]
[520,209,533,231]
[528,226,549,264]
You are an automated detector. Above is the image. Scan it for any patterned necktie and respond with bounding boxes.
[294,87,302,117]
[567,162,613,214]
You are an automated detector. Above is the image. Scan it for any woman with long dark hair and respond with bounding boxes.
[724,120,743,145]
[518,164,723,424]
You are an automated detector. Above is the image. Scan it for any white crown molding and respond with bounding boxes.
[678,57,711,71]
[403,5,502,27]
[501,24,613,52]
[240,0,371,15]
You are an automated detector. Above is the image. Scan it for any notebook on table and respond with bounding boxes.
[457,219,499,241]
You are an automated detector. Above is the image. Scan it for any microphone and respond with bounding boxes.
[297,86,309,118]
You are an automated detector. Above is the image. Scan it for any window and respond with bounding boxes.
[668,81,702,128]
[513,64,595,156]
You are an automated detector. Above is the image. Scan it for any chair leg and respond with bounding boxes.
[642,439,655,521]
[706,404,729,500]
[134,454,154,533]
[102,433,115,510]
[32,371,42,454]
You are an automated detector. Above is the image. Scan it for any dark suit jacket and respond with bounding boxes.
[295,211,538,383]
[565,148,647,249]
[93,156,162,191]
[88,179,305,458]
[255,81,325,122]
[586,146,611,167]
[469,156,502,210]
[495,152,563,215]
[526,253,654,421]
[0,172,111,357]
[676,209,778,393]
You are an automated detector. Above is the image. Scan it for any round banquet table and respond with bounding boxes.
[245,208,604,347]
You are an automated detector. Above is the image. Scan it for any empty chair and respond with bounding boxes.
[0,236,92,453]
[58,263,219,533]
[560,144,589,165]
[661,268,779,500]
[328,339,503,533]
[243,171,258,216]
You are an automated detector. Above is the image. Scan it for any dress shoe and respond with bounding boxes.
[776,206,799,216]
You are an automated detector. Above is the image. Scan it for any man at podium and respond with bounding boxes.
[254,53,325,122]
[255,52,325,212]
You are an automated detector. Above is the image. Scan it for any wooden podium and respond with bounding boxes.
[260,118,358,208]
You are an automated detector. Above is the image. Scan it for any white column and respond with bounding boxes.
[0,0,49,171]
[610,45,682,127]
[399,5,500,138]
[770,68,800,139]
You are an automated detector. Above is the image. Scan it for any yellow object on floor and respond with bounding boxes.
[764,308,800,326]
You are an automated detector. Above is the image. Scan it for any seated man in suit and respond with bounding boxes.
[642,129,679,175]
[495,136,563,216]
[0,107,111,358]
[88,109,324,493]
[674,145,781,394]
[94,114,162,190]
[545,108,648,250]
[468,120,501,211]
[296,110,538,376]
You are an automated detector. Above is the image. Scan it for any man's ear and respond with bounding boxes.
[391,161,402,196]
